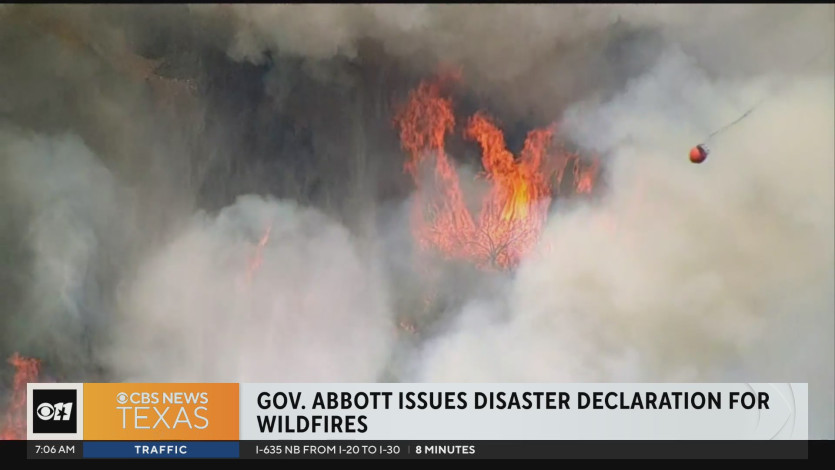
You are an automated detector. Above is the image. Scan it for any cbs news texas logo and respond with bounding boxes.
[83,383,239,440]
[27,383,84,440]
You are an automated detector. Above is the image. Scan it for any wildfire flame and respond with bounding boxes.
[394,75,598,269]
[1,353,41,440]
[573,157,599,195]
[246,225,272,282]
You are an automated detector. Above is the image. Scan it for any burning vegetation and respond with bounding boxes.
[394,74,599,270]
[1,354,41,440]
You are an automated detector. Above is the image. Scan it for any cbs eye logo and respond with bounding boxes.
[32,389,77,434]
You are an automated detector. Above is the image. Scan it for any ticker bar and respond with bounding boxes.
[238,440,809,459]
[4,440,816,460]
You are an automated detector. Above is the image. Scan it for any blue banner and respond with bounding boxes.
[83,441,239,459]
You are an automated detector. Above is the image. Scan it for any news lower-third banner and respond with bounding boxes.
[27,383,807,443]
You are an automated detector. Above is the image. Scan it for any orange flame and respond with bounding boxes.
[1,353,41,440]
[395,78,477,260]
[395,75,596,269]
[574,157,599,194]
[246,225,272,282]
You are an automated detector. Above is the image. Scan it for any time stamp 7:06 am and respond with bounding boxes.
[32,444,77,455]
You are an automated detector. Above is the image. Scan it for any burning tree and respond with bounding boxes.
[394,74,598,270]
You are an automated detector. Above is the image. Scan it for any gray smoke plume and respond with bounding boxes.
[0,4,832,439]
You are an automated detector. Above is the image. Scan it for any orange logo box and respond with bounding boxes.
[83,383,239,440]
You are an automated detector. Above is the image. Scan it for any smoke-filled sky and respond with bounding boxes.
[0,5,833,439]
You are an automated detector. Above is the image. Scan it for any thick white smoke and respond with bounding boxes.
[105,195,395,383]
[1,125,396,385]
[206,5,806,73]
[0,128,134,372]
[414,48,834,438]
[0,128,395,383]
[200,4,831,117]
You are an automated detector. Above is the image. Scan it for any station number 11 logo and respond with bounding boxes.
[32,389,78,434]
